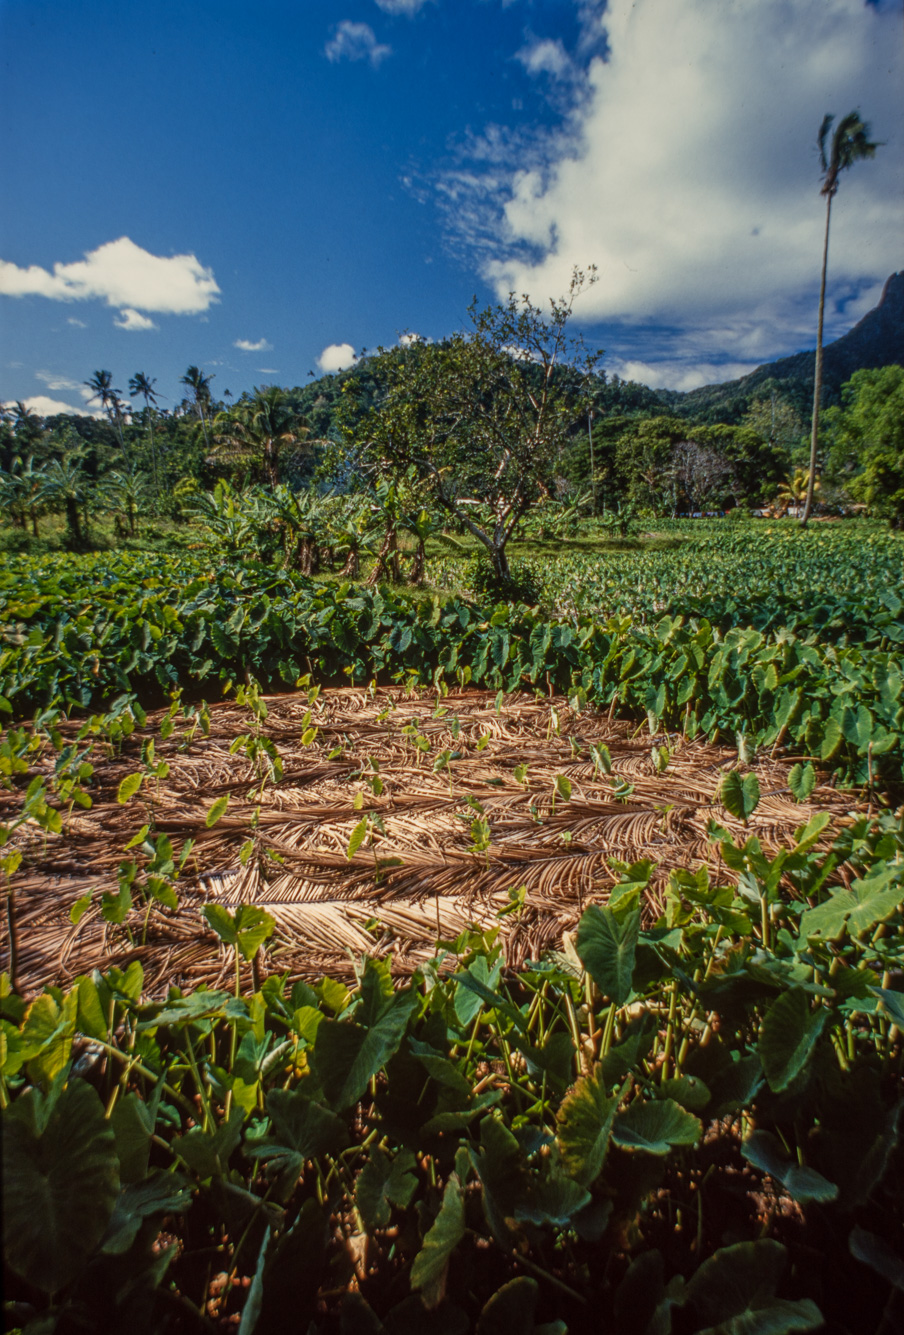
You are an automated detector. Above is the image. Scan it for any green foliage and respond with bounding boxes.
[2,804,903,1329]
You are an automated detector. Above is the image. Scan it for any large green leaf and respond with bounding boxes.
[245,1087,347,1182]
[476,1277,538,1334]
[555,1062,618,1185]
[575,904,639,1004]
[355,1147,418,1232]
[3,1078,120,1293]
[798,863,903,941]
[742,1131,837,1205]
[611,1098,701,1155]
[721,769,761,821]
[758,988,827,1092]
[314,988,418,1109]
[686,1240,822,1335]
[410,1175,466,1310]
[243,1198,328,1335]
[101,1169,192,1255]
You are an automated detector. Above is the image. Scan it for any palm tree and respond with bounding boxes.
[800,111,880,527]
[42,457,89,547]
[212,387,309,487]
[128,372,161,490]
[84,370,129,461]
[102,468,152,539]
[180,366,215,448]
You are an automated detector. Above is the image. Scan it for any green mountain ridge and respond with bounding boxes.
[657,270,904,422]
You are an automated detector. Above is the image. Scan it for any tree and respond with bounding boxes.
[344,268,601,581]
[180,366,215,448]
[42,457,90,547]
[212,386,310,487]
[825,365,904,527]
[800,111,880,527]
[84,370,128,459]
[128,372,161,489]
[102,468,153,538]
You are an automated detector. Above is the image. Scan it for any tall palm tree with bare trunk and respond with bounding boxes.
[180,366,215,448]
[128,372,161,489]
[800,110,880,527]
[84,370,129,462]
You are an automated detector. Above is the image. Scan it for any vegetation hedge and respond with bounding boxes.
[1,552,902,785]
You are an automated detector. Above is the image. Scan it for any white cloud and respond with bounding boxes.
[445,0,903,367]
[256,368,279,375]
[66,316,87,328]
[608,357,761,393]
[516,38,575,82]
[114,307,158,331]
[0,236,219,315]
[234,337,272,352]
[375,0,429,13]
[35,371,81,393]
[325,21,391,67]
[317,342,358,372]
[399,332,430,346]
[4,394,99,418]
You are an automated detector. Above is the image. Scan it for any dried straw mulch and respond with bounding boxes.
[2,687,855,996]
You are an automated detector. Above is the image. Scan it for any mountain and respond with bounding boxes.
[659,270,904,422]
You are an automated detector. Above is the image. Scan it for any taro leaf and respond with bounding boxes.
[614,1251,666,1335]
[873,988,904,1029]
[409,1038,473,1100]
[244,1198,328,1335]
[347,817,369,860]
[660,1075,711,1112]
[798,864,903,942]
[515,1154,591,1226]
[685,1240,822,1335]
[741,1131,838,1205]
[722,770,761,822]
[245,1087,347,1182]
[355,1147,418,1232]
[454,954,502,1026]
[758,988,827,1093]
[849,1225,904,1292]
[612,1098,701,1155]
[202,904,275,962]
[314,988,418,1110]
[788,762,816,803]
[116,772,143,804]
[340,1292,385,1335]
[555,774,572,802]
[205,793,230,827]
[410,1175,466,1310]
[555,1062,618,1185]
[173,1106,244,1180]
[707,1055,764,1118]
[101,1169,192,1255]
[470,1114,525,1247]
[3,1078,119,1294]
[20,990,77,1089]
[110,1090,154,1182]
[575,903,640,1004]
[476,1277,538,1334]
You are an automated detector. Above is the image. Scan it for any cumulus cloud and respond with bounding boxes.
[325,21,391,67]
[114,307,157,331]
[0,237,220,321]
[399,332,429,346]
[234,337,272,352]
[444,0,903,368]
[318,342,358,372]
[4,394,99,418]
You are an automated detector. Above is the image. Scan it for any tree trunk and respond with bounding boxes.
[31,511,39,538]
[341,546,360,579]
[802,194,832,528]
[409,540,427,585]
[65,497,83,546]
[367,527,399,587]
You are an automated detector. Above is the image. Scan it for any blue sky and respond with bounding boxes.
[1,0,901,417]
